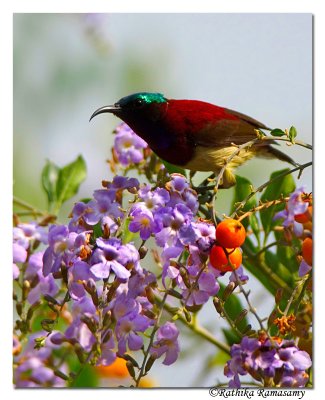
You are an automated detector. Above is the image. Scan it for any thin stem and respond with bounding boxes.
[241,242,292,295]
[237,198,288,223]
[13,196,48,217]
[293,275,311,315]
[68,350,94,387]
[135,291,169,387]
[214,139,259,190]
[232,268,266,332]
[261,135,312,151]
[182,264,206,306]
[231,162,312,219]
[219,302,244,338]
[155,295,230,355]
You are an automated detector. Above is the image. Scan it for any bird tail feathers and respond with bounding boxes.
[259,146,300,168]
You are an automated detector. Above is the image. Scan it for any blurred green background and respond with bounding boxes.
[13,13,312,387]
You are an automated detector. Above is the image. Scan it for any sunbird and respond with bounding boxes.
[90,92,297,188]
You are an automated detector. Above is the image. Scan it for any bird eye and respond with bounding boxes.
[133,98,144,108]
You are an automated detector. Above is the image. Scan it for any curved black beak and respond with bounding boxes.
[89,104,122,122]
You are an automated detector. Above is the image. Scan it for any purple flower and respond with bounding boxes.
[165,174,199,213]
[224,336,312,388]
[13,222,48,249]
[129,206,157,240]
[23,251,59,304]
[192,221,216,251]
[13,242,28,279]
[150,322,180,365]
[161,245,183,287]
[96,330,117,366]
[83,190,123,225]
[14,333,68,387]
[114,123,148,166]
[108,175,140,192]
[125,269,157,299]
[112,292,141,319]
[139,185,170,211]
[298,259,312,277]
[182,271,219,307]
[115,311,152,354]
[168,174,189,194]
[90,238,131,281]
[274,187,308,237]
[229,266,249,284]
[63,297,97,351]
[154,203,193,247]
[42,225,77,277]
[68,202,89,233]
[68,260,96,300]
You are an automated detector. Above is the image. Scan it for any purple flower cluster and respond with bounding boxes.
[225,335,312,388]
[13,333,68,388]
[114,123,148,167]
[128,174,221,306]
[274,186,308,237]
[12,171,246,387]
[150,322,180,365]
[13,222,48,280]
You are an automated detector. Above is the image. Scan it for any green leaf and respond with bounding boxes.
[242,240,276,294]
[41,160,59,209]
[274,230,300,273]
[249,214,260,244]
[56,155,87,208]
[260,169,295,237]
[232,175,258,231]
[70,364,99,388]
[208,350,231,367]
[121,217,138,244]
[270,128,286,137]
[232,175,257,211]
[222,328,240,346]
[289,126,298,142]
[161,160,187,176]
[219,283,248,335]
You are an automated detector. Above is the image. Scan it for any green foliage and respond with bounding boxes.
[69,364,99,388]
[41,155,87,213]
[289,126,298,143]
[270,128,286,137]
[232,175,257,227]
[260,169,295,239]
[162,159,187,176]
[218,283,249,340]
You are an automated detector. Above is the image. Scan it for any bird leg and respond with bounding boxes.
[214,167,237,189]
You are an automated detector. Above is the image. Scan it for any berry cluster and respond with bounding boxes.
[209,219,246,273]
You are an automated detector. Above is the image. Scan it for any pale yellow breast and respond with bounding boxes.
[184,145,257,173]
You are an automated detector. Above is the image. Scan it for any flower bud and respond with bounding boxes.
[275,288,283,305]
[213,297,224,315]
[222,282,236,301]
[126,361,136,378]
[139,246,148,259]
[145,354,157,374]
[179,267,191,288]
[234,309,248,325]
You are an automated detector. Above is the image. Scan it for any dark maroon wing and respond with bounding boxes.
[193,107,271,147]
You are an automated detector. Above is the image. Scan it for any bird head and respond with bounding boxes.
[90,92,168,125]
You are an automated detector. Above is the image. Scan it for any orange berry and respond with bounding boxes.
[302,237,312,266]
[95,357,129,378]
[209,245,242,272]
[216,219,246,248]
[295,205,313,224]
